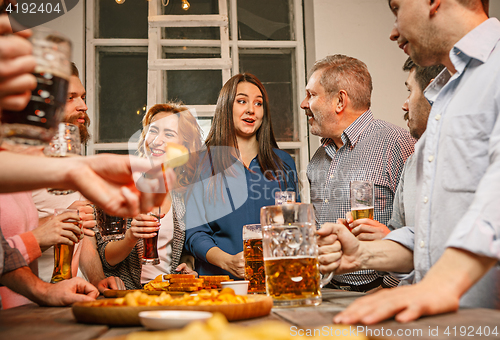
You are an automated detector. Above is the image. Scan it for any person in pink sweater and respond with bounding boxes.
[0,192,82,308]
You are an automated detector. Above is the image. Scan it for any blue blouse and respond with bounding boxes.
[184,148,299,277]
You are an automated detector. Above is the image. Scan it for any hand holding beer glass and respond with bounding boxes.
[260,203,333,307]
[350,180,374,227]
[0,27,71,145]
[50,208,81,283]
[243,224,265,293]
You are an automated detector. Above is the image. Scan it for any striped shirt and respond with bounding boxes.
[307,109,415,286]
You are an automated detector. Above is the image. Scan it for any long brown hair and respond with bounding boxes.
[138,102,202,188]
[204,73,289,187]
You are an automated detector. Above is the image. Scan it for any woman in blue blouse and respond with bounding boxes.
[184,73,300,278]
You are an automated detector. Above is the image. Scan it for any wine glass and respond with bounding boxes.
[44,123,81,195]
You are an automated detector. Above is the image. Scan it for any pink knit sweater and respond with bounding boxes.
[0,192,41,308]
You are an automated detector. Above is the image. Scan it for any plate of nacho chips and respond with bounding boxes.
[72,288,273,326]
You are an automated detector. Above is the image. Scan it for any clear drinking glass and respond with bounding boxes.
[50,209,79,283]
[0,27,72,145]
[350,180,374,223]
[274,191,296,205]
[44,123,81,195]
[260,203,333,307]
[95,206,126,241]
[243,224,265,293]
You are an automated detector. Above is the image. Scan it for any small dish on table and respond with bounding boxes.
[139,310,212,330]
[221,281,249,295]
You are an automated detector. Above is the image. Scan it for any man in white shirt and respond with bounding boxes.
[318,0,500,324]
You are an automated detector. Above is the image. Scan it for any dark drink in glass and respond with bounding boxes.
[142,234,160,265]
[1,72,69,144]
[0,27,71,145]
[142,211,160,265]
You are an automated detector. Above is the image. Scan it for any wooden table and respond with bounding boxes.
[1,289,499,340]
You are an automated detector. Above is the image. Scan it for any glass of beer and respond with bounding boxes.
[260,203,333,307]
[95,206,126,241]
[0,27,72,145]
[50,209,79,283]
[44,123,81,195]
[243,224,265,293]
[350,180,374,225]
[274,191,296,205]
[142,208,161,265]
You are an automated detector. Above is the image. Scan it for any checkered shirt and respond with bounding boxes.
[307,109,415,287]
[0,227,27,276]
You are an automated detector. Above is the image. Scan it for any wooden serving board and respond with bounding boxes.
[103,290,185,298]
[72,295,273,326]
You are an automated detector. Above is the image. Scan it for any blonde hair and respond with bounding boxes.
[138,102,202,188]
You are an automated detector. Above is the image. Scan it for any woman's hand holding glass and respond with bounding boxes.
[128,213,162,243]
[32,210,83,251]
[67,200,96,237]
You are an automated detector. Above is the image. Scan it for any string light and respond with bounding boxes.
[115,0,125,4]
[181,0,190,11]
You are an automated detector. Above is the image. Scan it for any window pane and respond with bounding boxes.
[162,0,219,40]
[237,0,292,40]
[239,50,295,142]
[163,27,220,40]
[165,70,222,105]
[284,148,299,169]
[95,150,132,155]
[163,47,221,59]
[98,48,147,143]
[97,0,148,39]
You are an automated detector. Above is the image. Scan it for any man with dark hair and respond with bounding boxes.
[303,54,415,292]
[401,58,445,140]
[345,58,444,248]
[319,0,500,324]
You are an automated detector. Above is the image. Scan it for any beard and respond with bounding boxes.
[65,114,91,143]
[307,109,326,137]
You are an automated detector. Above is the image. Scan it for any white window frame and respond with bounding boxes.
[86,0,309,201]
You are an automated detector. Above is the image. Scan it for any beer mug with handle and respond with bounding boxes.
[260,203,333,307]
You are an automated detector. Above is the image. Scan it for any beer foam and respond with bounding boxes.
[264,255,316,261]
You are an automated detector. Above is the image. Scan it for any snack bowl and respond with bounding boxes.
[221,281,249,295]
[139,310,213,330]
